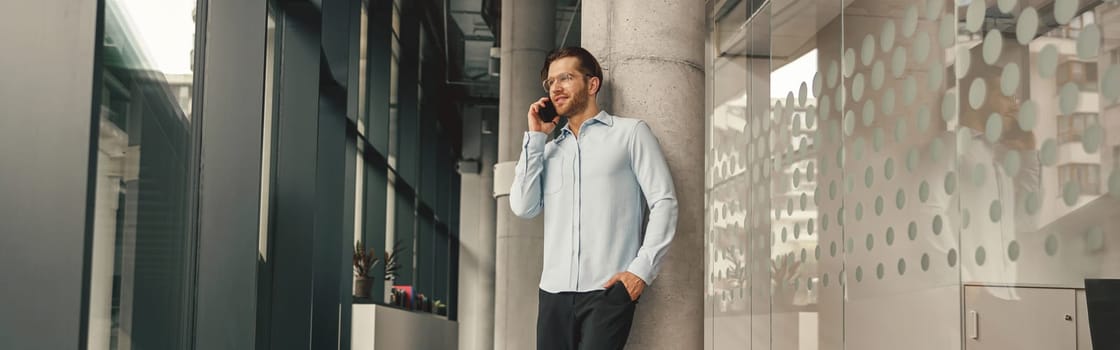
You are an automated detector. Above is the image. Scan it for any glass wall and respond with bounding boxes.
[87,0,200,348]
[706,0,1120,349]
[351,0,461,318]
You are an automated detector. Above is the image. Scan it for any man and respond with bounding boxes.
[509,46,678,350]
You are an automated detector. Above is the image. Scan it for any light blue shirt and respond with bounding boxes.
[509,110,678,293]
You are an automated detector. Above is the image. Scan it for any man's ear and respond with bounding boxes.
[589,76,601,96]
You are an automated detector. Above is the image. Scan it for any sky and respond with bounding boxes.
[771,49,817,99]
[117,0,197,75]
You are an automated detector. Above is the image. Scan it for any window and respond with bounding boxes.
[1058,113,1098,144]
[392,0,401,36]
[350,0,459,319]
[1059,164,1102,195]
[1114,146,1119,170]
[1057,61,1099,91]
[87,0,201,348]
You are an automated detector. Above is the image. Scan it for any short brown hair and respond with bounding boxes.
[540,47,604,94]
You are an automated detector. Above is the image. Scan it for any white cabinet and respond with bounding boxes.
[965,285,1094,350]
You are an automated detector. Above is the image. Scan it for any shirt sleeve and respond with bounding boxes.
[509,131,549,218]
[624,121,678,285]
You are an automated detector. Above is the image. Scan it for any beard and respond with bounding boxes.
[557,87,590,117]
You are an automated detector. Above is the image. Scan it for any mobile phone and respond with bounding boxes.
[538,100,558,123]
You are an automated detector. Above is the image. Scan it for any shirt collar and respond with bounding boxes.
[589,110,613,127]
[556,111,613,143]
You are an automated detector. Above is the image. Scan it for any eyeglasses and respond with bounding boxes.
[542,72,592,92]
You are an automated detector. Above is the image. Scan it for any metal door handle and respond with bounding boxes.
[969,310,980,340]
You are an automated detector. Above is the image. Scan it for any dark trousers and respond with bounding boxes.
[537,281,637,350]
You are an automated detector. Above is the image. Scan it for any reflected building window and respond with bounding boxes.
[1059,164,1101,195]
[87,0,199,349]
[1058,113,1099,144]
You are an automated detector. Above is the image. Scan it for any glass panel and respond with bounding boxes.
[383,170,399,304]
[392,1,401,37]
[87,0,200,348]
[958,0,1120,290]
[260,4,278,266]
[355,0,456,319]
[750,10,772,350]
[389,34,401,168]
[392,185,415,290]
[706,0,751,347]
[383,18,402,304]
[770,0,844,349]
[357,1,369,136]
[354,142,366,247]
[707,0,1120,349]
[255,6,279,349]
[955,2,1120,348]
[768,33,829,350]
[840,0,961,349]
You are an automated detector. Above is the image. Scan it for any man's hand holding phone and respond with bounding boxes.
[528,97,559,134]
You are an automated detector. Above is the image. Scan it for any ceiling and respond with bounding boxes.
[446,0,581,100]
[450,0,494,81]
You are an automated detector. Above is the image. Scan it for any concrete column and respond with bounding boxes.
[583,1,706,349]
[458,107,498,350]
[494,0,555,349]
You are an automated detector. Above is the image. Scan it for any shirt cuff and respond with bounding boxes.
[626,258,656,286]
[523,131,547,150]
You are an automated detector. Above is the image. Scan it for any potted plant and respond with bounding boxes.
[434,299,448,316]
[383,239,404,281]
[382,239,405,302]
[353,240,379,298]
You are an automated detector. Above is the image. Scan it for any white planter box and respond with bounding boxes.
[351,304,458,350]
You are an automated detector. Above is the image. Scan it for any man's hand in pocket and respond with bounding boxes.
[603,271,646,301]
